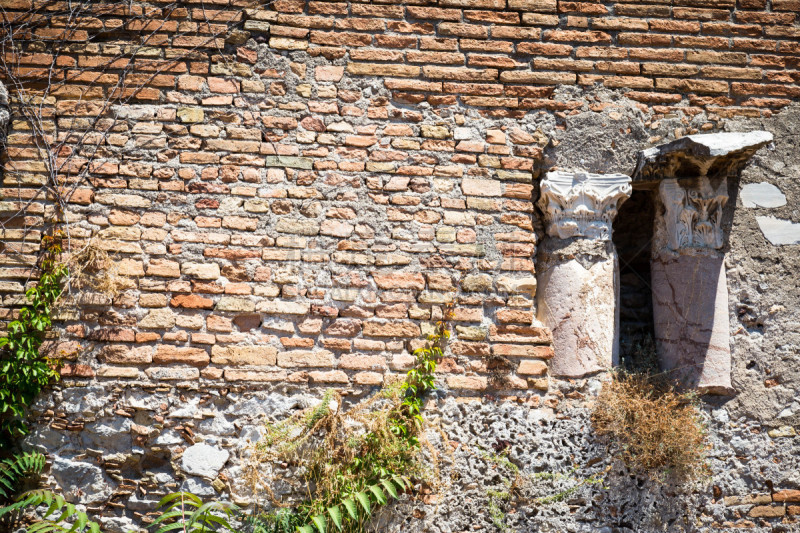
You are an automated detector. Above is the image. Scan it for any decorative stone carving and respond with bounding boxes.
[634,131,773,182]
[659,177,728,253]
[538,171,632,240]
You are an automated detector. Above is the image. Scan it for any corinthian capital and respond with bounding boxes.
[659,177,728,253]
[538,171,632,240]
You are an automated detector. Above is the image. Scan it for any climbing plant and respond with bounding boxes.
[0,232,68,449]
[239,298,456,533]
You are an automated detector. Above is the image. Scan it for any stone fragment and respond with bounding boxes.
[768,426,797,438]
[182,262,221,280]
[243,20,270,32]
[518,360,548,375]
[756,216,800,246]
[278,350,335,367]
[216,297,256,312]
[211,345,278,365]
[315,65,344,81]
[177,107,204,123]
[372,272,426,290]
[749,505,785,518]
[634,131,773,182]
[181,443,229,478]
[363,321,421,337]
[420,125,451,139]
[325,319,362,336]
[462,178,502,197]
[455,326,487,340]
[740,182,786,208]
[276,218,320,236]
[724,494,772,506]
[154,346,210,367]
[265,155,313,169]
[461,274,492,292]
[51,456,112,504]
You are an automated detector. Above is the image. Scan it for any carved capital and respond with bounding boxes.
[538,171,632,240]
[659,177,728,253]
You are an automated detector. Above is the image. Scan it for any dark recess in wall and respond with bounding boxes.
[613,189,657,371]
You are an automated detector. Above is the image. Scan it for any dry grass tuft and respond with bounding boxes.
[64,242,125,299]
[591,372,709,482]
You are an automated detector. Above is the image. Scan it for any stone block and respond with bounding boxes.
[211,345,278,365]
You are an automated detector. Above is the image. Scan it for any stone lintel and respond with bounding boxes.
[538,170,632,240]
[633,131,773,183]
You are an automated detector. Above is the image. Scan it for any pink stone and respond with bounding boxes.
[315,65,344,82]
[651,255,733,394]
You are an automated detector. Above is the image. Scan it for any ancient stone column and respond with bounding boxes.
[650,177,733,393]
[636,132,773,394]
[536,171,632,377]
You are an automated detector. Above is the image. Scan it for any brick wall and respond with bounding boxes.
[0,0,798,394]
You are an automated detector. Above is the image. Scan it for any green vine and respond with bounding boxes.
[0,232,68,449]
[292,299,455,533]
[388,302,452,447]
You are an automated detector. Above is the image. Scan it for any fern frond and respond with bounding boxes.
[0,452,46,500]
[0,488,101,533]
[152,491,236,533]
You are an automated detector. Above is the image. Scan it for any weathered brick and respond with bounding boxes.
[363,321,421,337]
[211,345,278,365]
[278,350,336,367]
[153,346,210,367]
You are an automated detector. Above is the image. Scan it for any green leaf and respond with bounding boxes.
[327,506,342,530]
[311,514,326,533]
[368,484,386,505]
[297,526,315,533]
[355,491,371,515]
[381,479,398,499]
[342,498,358,520]
[391,475,407,491]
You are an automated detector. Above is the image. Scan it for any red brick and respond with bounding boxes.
[407,6,462,20]
[170,294,214,309]
[517,42,573,56]
[774,490,800,503]
[545,30,611,44]
[423,66,499,81]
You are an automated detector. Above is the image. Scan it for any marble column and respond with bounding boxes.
[651,177,733,394]
[635,131,774,394]
[536,171,632,377]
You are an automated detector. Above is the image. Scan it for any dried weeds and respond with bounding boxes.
[591,371,709,482]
